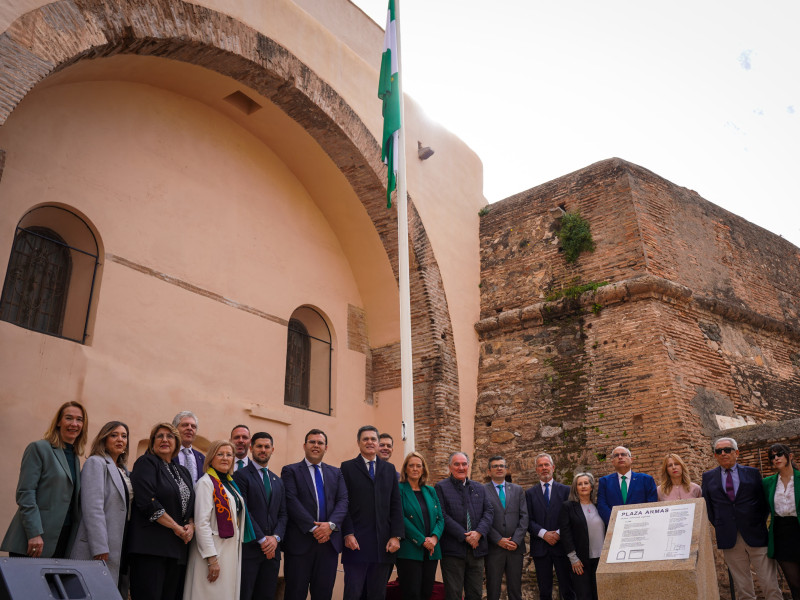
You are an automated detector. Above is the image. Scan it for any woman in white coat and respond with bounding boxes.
[71,421,132,591]
[183,440,254,600]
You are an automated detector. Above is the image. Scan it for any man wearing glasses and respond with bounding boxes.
[701,437,782,600]
[597,446,658,525]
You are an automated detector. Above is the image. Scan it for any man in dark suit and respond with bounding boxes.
[597,446,658,524]
[701,437,782,600]
[435,451,494,600]
[233,431,287,600]
[484,456,528,600]
[526,452,575,600]
[378,433,400,480]
[340,425,404,600]
[171,410,204,483]
[281,429,349,600]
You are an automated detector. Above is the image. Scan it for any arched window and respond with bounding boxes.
[1,227,70,335]
[0,206,100,343]
[284,307,332,414]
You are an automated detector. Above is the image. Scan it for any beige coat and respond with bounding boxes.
[183,474,245,600]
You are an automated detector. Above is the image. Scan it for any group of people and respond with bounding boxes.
[2,402,798,600]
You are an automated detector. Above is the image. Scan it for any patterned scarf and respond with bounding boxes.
[207,468,255,542]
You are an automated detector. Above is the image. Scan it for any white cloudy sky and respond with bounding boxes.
[351,1,800,247]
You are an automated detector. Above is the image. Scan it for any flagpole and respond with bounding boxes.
[393,0,414,454]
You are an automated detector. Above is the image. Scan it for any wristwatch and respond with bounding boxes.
[329,522,337,531]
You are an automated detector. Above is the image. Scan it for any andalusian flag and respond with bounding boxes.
[378,0,400,208]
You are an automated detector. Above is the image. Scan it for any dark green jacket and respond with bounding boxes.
[397,482,444,561]
[762,469,800,558]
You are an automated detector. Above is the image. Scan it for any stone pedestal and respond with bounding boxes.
[596,498,718,600]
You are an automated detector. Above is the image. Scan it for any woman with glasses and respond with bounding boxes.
[656,453,701,501]
[763,444,800,599]
[559,473,605,600]
[183,440,254,600]
[128,423,195,600]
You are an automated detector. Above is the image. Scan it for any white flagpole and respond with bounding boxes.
[394,0,414,454]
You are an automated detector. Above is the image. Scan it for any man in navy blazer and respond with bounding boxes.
[597,446,658,524]
[171,411,204,483]
[281,429,349,600]
[340,425,404,600]
[233,432,287,600]
[435,451,494,600]
[701,437,782,600]
[526,453,575,600]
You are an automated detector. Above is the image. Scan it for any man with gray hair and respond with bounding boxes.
[701,437,781,600]
[171,410,204,482]
[597,445,658,524]
[435,452,494,600]
[526,453,575,600]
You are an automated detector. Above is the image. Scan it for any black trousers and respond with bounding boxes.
[129,553,185,600]
[441,550,484,600]
[283,543,339,600]
[343,561,393,600]
[240,546,280,600]
[569,557,599,600]
[533,552,576,600]
[396,557,438,600]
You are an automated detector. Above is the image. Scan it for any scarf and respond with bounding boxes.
[207,468,255,542]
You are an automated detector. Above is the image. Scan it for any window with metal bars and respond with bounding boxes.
[283,307,332,414]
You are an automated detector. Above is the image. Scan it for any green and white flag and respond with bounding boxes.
[378,0,400,209]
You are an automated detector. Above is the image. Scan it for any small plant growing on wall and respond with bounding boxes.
[558,211,595,262]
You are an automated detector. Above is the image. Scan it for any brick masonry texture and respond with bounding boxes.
[0,0,461,470]
[477,159,800,599]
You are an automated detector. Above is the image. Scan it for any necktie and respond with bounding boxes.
[725,469,736,502]
[183,448,197,482]
[497,484,506,509]
[237,459,244,471]
[544,482,550,506]
[368,460,375,479]
[262,468,272,502]
[621,475,628,504]
[313,464,327,521]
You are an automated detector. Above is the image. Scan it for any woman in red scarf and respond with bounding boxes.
[183,440,254,600]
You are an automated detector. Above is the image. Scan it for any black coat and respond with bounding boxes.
[127,452,195,561]
[233,462,288,559]
[340,456,404,564]
[558,500,605,566]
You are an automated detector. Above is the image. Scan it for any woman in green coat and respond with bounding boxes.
[397,451,444,600]
[1,401,87,558]
[763,443,800,600]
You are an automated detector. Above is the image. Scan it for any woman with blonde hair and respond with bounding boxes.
[657,454,701,501]
[71,421,132,592]
[183,440,254,600]
[2,401,88,558]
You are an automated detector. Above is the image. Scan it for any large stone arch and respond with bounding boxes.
[0,0,461,466]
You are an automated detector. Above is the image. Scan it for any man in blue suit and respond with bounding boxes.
[233,432,287,600]
[526,453,575,600]
[701,437,782,600]
[597,446,658,524]
[435,451,494,600]
[340,425,404,600]
[281,429,349,600]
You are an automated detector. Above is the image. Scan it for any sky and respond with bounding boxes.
[351,1,800,248]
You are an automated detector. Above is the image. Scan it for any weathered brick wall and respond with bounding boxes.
[477,159,800,599]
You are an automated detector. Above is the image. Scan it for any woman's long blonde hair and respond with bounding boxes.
[44,401,88,455]
[658,453,693,495]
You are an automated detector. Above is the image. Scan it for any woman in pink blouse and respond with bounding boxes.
[656,454,701,501]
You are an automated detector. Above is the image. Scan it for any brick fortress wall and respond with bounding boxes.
[475,158,800,598]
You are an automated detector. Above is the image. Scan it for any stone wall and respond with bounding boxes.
[476,158,800,598]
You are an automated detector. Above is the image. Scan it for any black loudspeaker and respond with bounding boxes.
[0,557,122,600]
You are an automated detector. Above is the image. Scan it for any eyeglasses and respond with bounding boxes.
[490,464,507,469]
[714,447,735,455]
[769,451,786,461]
[611,453,630,459]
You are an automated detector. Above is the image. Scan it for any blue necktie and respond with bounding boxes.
[544,482,550,506]
[368,460,375,479]
[313,464,326,521]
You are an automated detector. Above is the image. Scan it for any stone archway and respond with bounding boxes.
[0,0,462,466]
